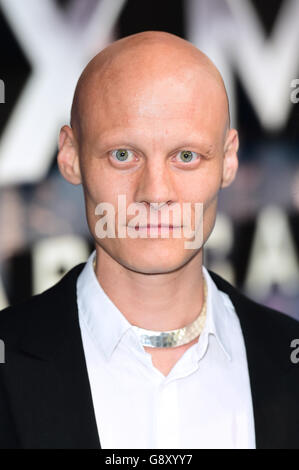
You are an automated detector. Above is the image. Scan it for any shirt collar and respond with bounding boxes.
[77,250,133,361]
[202,265,232,362]
[77,250,232,362]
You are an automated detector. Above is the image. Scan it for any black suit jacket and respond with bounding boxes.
[0,263,299,449]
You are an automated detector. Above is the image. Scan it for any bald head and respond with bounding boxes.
[70,31,230,139]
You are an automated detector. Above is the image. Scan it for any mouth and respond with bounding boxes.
[128,224,182,230]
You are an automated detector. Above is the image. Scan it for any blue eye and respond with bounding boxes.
[176,150,198,163]
[112,149,134,162]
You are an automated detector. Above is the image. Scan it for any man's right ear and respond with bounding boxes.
[57,125,82,185]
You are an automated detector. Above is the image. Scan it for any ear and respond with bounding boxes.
[221,128,239,189]
[57,125,82,185]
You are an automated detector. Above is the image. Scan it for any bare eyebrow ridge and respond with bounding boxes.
[95,138,216,157]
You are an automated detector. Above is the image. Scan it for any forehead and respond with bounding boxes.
[80,64,228,145]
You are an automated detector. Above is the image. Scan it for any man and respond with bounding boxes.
[0,31,299,450]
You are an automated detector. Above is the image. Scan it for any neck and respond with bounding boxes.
[93,246,205,331]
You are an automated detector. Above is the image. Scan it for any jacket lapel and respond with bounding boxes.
[3,263,100,449]
[209,270,299,449]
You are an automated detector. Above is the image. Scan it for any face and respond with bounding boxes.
[59,60,238,274]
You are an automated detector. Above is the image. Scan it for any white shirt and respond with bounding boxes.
[76,251,256,449]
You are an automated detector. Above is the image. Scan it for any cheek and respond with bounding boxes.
[202,195,218,242]
[176,165,221,237]
[82,173,138,233]
[81,160,131,205]
[176,167,222,204]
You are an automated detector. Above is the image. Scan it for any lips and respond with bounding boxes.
[132,224,182,230]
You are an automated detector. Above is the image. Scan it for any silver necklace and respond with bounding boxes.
[93,255,207,348]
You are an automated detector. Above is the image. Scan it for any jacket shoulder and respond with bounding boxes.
[0,263,85,345]
[208,269,299,335]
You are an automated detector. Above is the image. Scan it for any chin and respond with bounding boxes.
[117,241,197,274]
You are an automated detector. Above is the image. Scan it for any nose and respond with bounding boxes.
[134,159,178,208]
